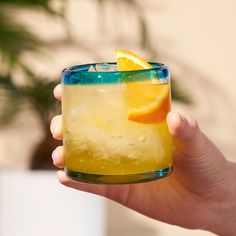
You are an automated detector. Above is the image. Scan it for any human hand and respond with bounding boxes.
[51,84,236,236]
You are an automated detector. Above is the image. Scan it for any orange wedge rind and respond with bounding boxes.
[116,50,170,124]
[116,50,152,71]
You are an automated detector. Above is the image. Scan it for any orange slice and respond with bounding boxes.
[116,50,152,71]
[116,50,170,123]
[125,82,170,123]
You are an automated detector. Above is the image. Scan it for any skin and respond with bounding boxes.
[51,84,236,236]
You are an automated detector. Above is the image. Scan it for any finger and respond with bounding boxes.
[167,111,207,157]
[54,84,62,101]
[52,146,64,168]
[57,170,109,196]
[57,171,131,205]
[167,112,228,200]
[167,111,201,142]
[50,115,63,140]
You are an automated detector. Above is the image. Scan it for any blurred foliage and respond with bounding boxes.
[0,0,62,169]
[0,0,63,128]
[0,0,60,14]
[0,11,40,65]
[0,72,58,130]
[171,78,191,104]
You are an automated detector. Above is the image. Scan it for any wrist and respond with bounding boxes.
[207,161,236,236]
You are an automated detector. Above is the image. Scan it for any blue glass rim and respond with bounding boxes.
[61,62,170,85]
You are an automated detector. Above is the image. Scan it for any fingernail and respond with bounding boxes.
[171,110,179,117]
[170,110,181,122]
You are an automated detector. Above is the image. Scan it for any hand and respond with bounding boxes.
[51,84,236,236]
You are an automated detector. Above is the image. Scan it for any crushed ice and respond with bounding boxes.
[88,63,117,72]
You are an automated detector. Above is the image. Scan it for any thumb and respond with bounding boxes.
[167,111,228,193]
[167,111,207,158]
[57,170,131,204]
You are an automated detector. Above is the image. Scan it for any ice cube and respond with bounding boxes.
[96,63,117,72]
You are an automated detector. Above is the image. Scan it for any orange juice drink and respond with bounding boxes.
[62,51,172,184]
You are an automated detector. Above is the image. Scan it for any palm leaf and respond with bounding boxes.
[171,77,192,104]
[0,75,24,124]
[0,73,59,127]
[22,78,59,115]
[0,11,40,65]
[0,0,60,15]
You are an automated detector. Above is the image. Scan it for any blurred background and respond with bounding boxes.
[0,0,235,235]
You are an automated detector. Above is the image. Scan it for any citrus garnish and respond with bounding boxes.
[116,50,152,71]
[115,50,170,123]
[125,82,170,123]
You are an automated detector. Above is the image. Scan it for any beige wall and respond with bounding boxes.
[0,0,235,235]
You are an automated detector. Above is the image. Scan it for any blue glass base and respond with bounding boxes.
[65,166,173,185]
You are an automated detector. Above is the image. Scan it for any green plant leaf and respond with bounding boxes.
[0,75,24,125]
[171,77,192,104]
[0,11,40,65]
[0,72,59,127]
[19,68,60,126]
[0,0,60,15]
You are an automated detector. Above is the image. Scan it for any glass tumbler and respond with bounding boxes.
[61,62,172,184]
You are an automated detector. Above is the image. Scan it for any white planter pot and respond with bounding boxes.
[0,170,106,236]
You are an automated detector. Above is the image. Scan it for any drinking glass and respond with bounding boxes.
[61,62,172,184]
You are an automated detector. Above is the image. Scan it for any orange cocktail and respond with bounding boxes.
[62,50,172,184]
